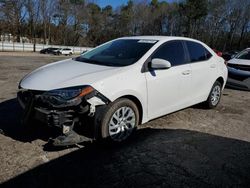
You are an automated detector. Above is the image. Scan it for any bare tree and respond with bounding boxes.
[0,0,26,42]
[25,0,41,51]
[39,0,57,44]
[0,0,250,50]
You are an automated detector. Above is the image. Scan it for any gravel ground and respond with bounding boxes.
[0,53,250,187]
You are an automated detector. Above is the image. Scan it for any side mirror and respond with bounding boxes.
[151,58,171,69]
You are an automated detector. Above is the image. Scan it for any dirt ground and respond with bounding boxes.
[0,53,250,187]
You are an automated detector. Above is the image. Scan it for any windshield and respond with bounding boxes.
[235,49,250,60]
[74,39,158,66]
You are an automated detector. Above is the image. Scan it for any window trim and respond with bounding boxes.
[183,40,213,64]
[142,40,189,72]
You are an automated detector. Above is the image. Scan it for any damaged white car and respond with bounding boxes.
[18,36,228,146]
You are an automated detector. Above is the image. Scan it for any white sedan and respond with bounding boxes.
[54,48,73,56]
[227,48,250,90]
[18,36,228,146]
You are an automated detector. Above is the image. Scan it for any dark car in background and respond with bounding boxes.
[40,48,59,54]
[226,48,250,91]
[222,50,239,61]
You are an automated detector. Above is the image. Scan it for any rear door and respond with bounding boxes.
[184,41,215,102]
[145,40,192,119]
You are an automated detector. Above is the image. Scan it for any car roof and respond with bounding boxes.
[119,35,201,43]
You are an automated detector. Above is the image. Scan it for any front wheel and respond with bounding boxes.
[205,81,222,109]
[99,98,139,142]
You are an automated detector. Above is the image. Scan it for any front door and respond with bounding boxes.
[145,40,192,120]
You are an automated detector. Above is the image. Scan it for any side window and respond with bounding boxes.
[205,48,212,59]
[186,41,211,62]
[152,41,186,66]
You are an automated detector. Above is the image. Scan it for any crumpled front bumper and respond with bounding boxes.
[17,88,110,145]
[17,89,109,129]
[34,107,75,128]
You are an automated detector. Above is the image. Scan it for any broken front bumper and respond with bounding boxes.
[17,89,109,131]
[34,107,75,128]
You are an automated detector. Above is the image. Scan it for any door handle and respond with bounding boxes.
[210,64,216,68]
[182,70,191,75]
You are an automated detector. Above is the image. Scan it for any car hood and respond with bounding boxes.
[20,58,122,91]
[228,58,250,66]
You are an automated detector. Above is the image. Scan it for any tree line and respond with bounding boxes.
[0,0,250,51]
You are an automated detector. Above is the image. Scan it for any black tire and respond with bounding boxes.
[98,98,139,142]
[205,81,222,109]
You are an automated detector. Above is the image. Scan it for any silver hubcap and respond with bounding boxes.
[108,106,136,142]
[211,85,221,106]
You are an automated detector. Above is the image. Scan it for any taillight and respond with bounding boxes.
[218,52,223,57]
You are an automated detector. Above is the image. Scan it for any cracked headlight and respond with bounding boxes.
[44,86,94,100]
[37,86,94,107]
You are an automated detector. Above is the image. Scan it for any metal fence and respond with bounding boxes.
[0,41,92,54]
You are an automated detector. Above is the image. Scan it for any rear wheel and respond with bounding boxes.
[99,98,139,142]
[205,81,222,109]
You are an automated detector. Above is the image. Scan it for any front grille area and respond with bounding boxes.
[17,90,33,106]
[227,63,250,71]
[17,89,90,129]
[17,90,45,107]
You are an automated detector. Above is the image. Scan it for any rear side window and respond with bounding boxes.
[152,41,186,66]
[205,48,212,59]
[186,41,212,62]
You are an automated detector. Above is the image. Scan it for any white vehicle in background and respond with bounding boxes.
[54,48,73,56]
[227,48,250,90]
[18,36,228,146]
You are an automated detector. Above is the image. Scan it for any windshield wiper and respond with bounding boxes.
[74,56,123,67]
[74,57,102,64]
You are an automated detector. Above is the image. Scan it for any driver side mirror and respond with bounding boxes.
[151,58,171,69]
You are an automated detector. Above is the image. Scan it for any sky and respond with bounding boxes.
[97,0,176,8]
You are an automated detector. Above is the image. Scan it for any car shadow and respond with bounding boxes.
[1,128,250,188]
[0,98,59,143]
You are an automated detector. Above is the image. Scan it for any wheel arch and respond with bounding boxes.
[117,95,143,125]
[216,77,224,87]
